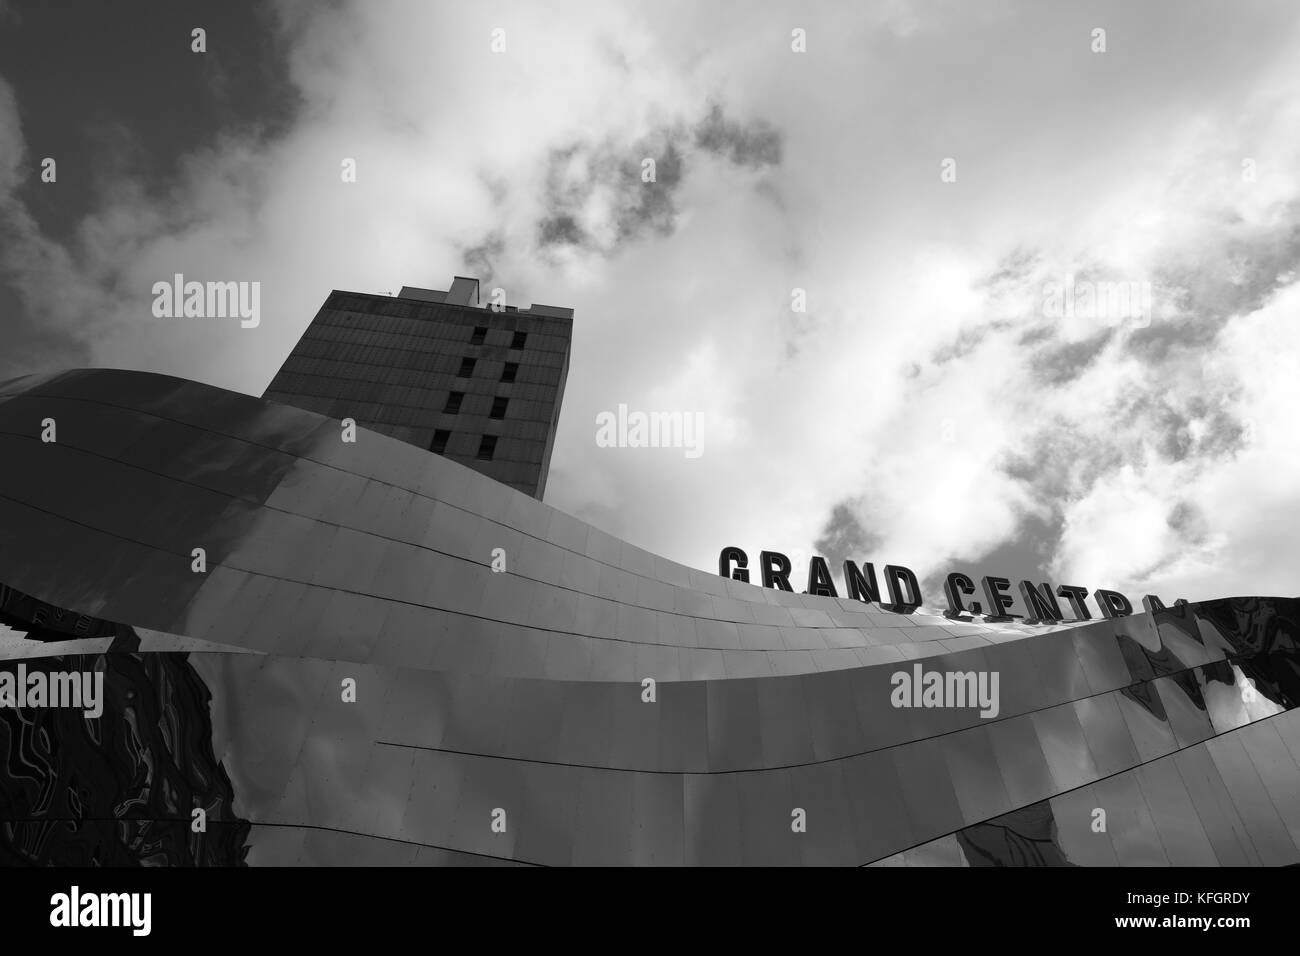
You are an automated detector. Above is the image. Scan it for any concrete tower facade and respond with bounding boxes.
[263,277,572,499]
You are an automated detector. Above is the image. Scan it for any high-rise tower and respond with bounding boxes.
[263,276,572,499]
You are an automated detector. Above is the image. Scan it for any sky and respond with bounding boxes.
[1,0,1298,615]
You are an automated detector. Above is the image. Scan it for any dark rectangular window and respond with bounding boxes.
[510,331,527,349]
[477,435,497,460]
[490,396,508,420]
[444,391,463,414]
[501,362,518,383]
[430,429,450,454]
[470,326,486,345]
[458,357,476,377]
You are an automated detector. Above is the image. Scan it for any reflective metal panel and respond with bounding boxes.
[1135,758,1219,866]
[1,370,1298,866]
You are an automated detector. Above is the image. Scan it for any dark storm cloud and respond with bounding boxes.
[814,501,883,569]
[80,118,152,203]
[0,1,296,248]
[537,213,586,248]
[1156,407,1195,461]
[1002,427,1129,504]
[536,134,685,252]
[0,185,97,379]
[930,319,1013,365]
[0,283,92,380]
[1017,325,1054,347]
[1031,327,1114,385]
[461,232,505,287]
[1126,310,1224,364]
[1131,203,1300,362]
[693,104,782,168]
[534,104,778,256]
[921,511,1066,611]
[0,0,297,380]
[616,139,684,241]
[978,248,1040,291]
[1125,392,1250,464]
[1166,500,1209,543]
[1196,408,1251,458]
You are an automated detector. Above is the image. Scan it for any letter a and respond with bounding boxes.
[152,280,172,317]
[890,670,909,708]
[50,893,71,928]
[595,411,616,448]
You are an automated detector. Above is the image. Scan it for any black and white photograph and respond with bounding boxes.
[0,0,1295,937]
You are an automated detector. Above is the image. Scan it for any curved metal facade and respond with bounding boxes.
[1,368,1298,865]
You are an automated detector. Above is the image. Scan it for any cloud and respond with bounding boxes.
[460,231,505,287]
[814,501,883,570]
[693,103,782,168]
[532,104,782,259]
[0,76,22,195]
[0,77,99,376]
[1031,328,1115,385]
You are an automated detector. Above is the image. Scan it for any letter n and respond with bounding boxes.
[1019,581,1062,623]
[843,560,880,604]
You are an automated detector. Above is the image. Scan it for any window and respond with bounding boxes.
[501,362,518,383]
[470,326,486,345]
[510,331,527,350]
[430,429,450,454]
[444,391,463,414]
[490,396,508,420]
[477,435,497,460]
[458,357,476,377]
